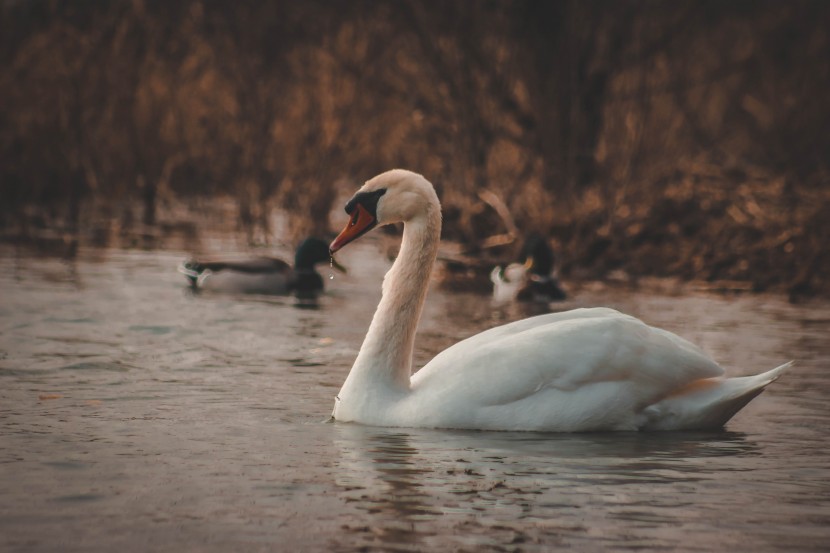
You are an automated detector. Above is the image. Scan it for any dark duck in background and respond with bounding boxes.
[492,233,567,302]
[179,237,344,298]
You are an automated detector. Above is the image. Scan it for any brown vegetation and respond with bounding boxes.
[1,1,828,298]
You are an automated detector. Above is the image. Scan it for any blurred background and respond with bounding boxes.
[1,0,828,299]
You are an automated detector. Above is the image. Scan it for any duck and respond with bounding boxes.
[327,169,791,432]
[491,233,567,302]
[179,237,344,298]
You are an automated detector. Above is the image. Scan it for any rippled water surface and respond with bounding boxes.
[1,243,829,552]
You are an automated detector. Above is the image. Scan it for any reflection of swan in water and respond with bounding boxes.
[328,170,791,432]
[333,427,438,548]
[331,424,761,549]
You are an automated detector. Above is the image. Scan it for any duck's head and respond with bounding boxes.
[330,169,439,254]
[295,237,345,273]
[520,232,555,276]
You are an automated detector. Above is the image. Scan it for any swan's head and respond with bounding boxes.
[330,169,439,254]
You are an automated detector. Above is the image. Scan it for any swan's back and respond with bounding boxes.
[405,308,728,431]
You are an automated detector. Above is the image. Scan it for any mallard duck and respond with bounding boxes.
[326,169,790,432]
[491,233,567,302]
[179,237,344,298]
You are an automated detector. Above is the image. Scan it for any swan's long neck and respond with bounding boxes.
[341,203,441,397]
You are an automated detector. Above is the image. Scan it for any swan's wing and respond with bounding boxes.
[411,308,723,409]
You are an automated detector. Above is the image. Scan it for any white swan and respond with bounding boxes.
[329,169,791,432]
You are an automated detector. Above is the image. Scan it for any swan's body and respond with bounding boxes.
[329,170,790,432]
[179,237,343,298]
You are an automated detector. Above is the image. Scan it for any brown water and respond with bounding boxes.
[1,241,829,552]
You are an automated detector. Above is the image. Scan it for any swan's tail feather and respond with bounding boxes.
[642,361,793,431]
[755,360,793,385]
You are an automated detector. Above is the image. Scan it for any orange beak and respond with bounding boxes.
[330,203,377,254]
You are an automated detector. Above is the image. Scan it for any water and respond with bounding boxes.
[1,242,829,552]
